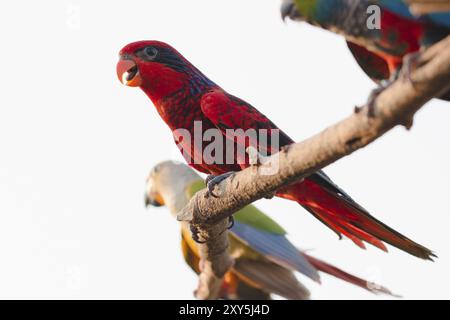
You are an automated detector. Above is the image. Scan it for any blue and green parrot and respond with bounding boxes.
[281,0,450,99]
[145,161,394,299]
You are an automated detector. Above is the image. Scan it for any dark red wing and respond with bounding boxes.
[200,89,294,156]
[347,41,391,83]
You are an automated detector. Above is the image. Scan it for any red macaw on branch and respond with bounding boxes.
[117,40,435,260]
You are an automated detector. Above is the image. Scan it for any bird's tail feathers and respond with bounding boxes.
[303,253,398,296]
[233,259,310,300]
[286,180,435,260]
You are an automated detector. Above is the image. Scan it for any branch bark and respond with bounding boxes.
[179,35,450,300]
[190,219,234,299]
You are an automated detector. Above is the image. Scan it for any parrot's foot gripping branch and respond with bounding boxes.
[364,80,394,118]
[206,172,236,198]
[190,224,207,244]
[400,52,423,86]
[360,47,437,129]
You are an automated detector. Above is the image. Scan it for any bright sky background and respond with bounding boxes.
[0,0,449,299]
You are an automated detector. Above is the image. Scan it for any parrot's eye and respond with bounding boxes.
[143,47,158,60]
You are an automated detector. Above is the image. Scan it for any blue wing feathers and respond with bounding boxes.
[231,222,320,282]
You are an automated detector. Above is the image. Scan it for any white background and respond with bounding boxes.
[0,0,449,299]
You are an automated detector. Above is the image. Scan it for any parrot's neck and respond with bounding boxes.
[165,179,204,216]
[141,72,217,130]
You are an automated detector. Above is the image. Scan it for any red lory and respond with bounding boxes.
[117,40,434,259]
[281,0,450,100]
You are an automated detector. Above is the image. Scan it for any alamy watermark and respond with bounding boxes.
[172,121,281,175]
[367,5,381,30]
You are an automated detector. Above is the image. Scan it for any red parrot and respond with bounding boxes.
[117,40,434,260]
[281,0,450,100]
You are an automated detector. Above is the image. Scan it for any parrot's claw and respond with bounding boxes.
[206,172,235,198]
[228,216,235,229]
[364,79,414,129]
[400,52,422,86]
[365,80,393,117]
[190,224,207,244]
[366,87,382,118]
[264,192,275,200]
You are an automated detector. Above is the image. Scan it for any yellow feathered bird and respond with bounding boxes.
[145,161,394,299]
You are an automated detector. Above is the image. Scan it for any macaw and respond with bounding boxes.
[117,40,435,260]
[281,0,450,99]
[145,160,394,299]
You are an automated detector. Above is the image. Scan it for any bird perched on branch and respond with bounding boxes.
[281,0,450,100]
[145,161,395,299]
[117,40,435,260]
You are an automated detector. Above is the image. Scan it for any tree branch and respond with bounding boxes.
[179,35,450,300]
[190,218,234,299]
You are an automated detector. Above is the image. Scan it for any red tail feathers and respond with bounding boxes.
[279,178,435,260]
[303,253,397,296]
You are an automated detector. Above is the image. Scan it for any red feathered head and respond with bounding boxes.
[117,40,209,101]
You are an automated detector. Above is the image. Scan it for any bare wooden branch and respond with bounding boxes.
[179,35,450,300]
[191,218,234,299]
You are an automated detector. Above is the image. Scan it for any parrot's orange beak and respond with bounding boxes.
[145,192,165,208]
[117,59,142,87]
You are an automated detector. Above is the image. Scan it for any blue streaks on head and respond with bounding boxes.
[155,46,217,95]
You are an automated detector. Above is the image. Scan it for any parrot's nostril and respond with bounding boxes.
[126,66,138,81]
